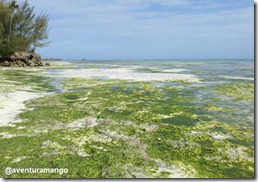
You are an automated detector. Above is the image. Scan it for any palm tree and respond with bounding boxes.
[8,1,19,45]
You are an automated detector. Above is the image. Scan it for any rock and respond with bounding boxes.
[28,60,35,67]
[32,53,41,60]
[13,60,20,67]
[10,62,18,67]
[10,55,16,60]
[0,61,11,67]
[14,60,27,67]
[18,60,27,67]
[0,51,44,67]
[24,59,31,66]
[13,51,29,61]
[35,60,43,66]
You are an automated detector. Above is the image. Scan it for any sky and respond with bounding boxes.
[16,0,254,60]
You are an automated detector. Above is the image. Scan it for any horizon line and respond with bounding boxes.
[46,58,255,61]
[42,58,255,61]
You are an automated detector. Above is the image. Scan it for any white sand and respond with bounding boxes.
[0,91,47,126]
[60,68,200,82]
[161,69,188,73]
[67,117,98,129]
[222,76,254,81]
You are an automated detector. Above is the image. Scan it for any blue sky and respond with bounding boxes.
[17,0,254,60]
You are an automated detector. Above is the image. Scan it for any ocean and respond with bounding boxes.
[46,59,254,127]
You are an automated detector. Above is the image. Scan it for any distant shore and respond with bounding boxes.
[42,58,63,61]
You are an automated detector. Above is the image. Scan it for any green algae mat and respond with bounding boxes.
[0,60,254,178]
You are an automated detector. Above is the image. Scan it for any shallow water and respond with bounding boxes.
[46,59,254,127]
[49,59,254,80]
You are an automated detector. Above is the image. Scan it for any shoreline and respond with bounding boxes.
[0,90,48,127]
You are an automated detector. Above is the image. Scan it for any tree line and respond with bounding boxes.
[0,0,49,56]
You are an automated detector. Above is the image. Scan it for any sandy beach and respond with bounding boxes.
[0,91,47,126]
[60,68,200,82]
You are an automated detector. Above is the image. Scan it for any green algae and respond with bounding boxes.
[0,75,254,178]
[203,104,233,113]
[136,68,162,73]
[0,69,55,92]
[143,121,254,178]
[215,82,254,101]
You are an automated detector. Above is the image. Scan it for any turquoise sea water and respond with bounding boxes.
[63,59,254,79]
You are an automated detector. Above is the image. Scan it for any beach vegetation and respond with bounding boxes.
[0,0,49,56]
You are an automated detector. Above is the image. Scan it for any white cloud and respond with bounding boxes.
[15,0,254,59]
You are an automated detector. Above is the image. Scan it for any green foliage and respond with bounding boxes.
[0,0,49,56]
[0,43,14,55]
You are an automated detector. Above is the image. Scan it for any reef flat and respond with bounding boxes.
[0,59,254,178]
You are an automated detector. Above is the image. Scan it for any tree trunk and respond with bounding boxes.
[8,13,14,45]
